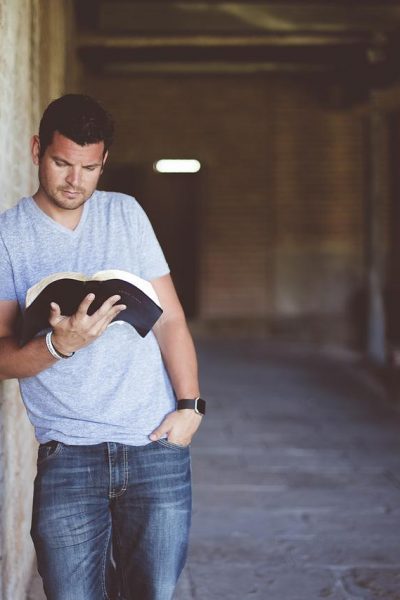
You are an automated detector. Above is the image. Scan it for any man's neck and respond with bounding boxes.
[32,192,85,231]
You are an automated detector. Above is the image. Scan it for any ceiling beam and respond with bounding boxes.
[102,61,331,75]
[93,2,400,35]
[78,33,364,49]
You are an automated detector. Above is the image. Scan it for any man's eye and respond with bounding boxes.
[54,161,66,167]
[84,166,96,171]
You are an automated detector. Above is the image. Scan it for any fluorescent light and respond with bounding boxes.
[154,159,201,173]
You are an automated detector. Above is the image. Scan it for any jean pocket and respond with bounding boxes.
[156,438,190,451]
[37,441,64,465]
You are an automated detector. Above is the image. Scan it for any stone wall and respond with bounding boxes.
[0,2,74,598]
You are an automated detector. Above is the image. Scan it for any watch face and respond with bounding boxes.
[195,398,206,415]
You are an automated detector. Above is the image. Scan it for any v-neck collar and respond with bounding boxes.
[27,193,92,236]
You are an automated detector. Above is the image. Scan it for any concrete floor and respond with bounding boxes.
[27,339,400,600]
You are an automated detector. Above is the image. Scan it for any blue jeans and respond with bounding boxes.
[31,440,192,600]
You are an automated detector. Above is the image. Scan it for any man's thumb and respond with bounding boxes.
[48,302,61,325]
[149,424,168,441]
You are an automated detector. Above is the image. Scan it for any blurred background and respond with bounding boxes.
[2,1,400,598]
[78,0,400,358]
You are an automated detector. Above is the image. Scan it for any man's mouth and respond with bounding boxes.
[61,189,81,197]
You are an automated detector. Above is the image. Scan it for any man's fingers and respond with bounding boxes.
[91,295,124,320]
[91,304,126,336]
[76,293,96,316]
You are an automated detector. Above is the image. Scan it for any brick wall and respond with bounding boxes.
[0,2,74,598]
[271,80,366,319]
[82,72,373,345]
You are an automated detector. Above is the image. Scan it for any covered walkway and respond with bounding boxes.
[28,339,400,599]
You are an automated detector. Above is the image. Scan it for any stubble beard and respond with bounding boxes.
[38,182,94,212]
[52,187,89,211]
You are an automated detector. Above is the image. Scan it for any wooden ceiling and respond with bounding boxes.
[75,1,400,84]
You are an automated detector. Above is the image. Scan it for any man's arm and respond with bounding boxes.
[0,300,58,379]
[0,295,126,381]
[149,274,203,446]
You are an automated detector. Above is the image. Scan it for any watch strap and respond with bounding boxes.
[177,397,206,415]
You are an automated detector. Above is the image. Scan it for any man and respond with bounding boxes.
[0,94,204,600]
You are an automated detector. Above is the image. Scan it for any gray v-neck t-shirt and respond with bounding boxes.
[0,191,175,445]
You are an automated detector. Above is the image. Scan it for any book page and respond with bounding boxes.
[92,270,161,306]
[26,272,87,307]
[26,269,161,309]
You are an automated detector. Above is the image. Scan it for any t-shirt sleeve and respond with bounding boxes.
[0,232,17,301]
[136,203,170,281]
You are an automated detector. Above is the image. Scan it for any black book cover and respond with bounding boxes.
[20,275,163,345]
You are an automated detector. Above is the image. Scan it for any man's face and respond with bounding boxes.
[32,131,107,212]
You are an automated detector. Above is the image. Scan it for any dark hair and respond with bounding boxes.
[38,94,114,157]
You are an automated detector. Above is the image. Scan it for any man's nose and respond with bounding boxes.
[65,167,81,187]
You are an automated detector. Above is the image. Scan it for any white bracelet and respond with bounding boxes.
[45,331,74,359]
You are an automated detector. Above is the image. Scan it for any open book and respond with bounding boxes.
[20,269,163,344]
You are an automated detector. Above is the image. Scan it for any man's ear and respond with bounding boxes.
[31,135,41,166]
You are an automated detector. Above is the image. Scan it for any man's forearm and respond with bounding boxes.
[0,335,57,380]
[153,317,200,400]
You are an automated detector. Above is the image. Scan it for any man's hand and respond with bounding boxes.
[149,409,203,447]
[49,293,126,355]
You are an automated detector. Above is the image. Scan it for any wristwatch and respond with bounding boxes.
[177,397,206,416]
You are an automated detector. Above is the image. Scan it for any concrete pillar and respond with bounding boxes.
[0,1,76,598]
